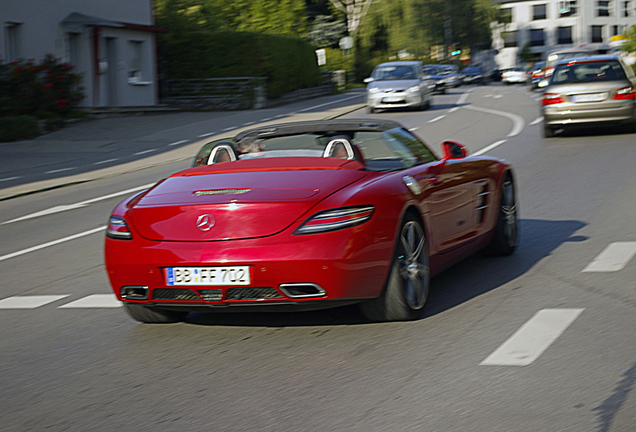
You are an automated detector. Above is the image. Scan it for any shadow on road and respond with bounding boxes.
[180,218,587,328]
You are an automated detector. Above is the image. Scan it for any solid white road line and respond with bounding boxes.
[169,139,188,146]
[530,117,543,125]
[0,176,21,182]
[59,294,121,308]
[3,183,154,224]
[480,308,584,366]
[134,149,156,155]
[0,226,106,262]
[428,115,446,123]
[0,295,69,309]
[449,107,459,113]
[474,140,507,156]
[46,167,75,174]
[582,242,636,272]
[296,94,363,113]
[462,105,525,137]
[94,158,119,165]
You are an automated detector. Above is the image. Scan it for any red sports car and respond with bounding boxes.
[105,119,517,323]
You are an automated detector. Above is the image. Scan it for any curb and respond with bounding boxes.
[0,103,366,201]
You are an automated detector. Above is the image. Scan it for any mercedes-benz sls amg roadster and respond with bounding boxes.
[105,119,518,323]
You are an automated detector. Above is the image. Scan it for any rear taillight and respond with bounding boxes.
[107,216,132,239]
[295,206,374,235]
[613,86,636,100]
[532,71,545,79]
[542,93,566,106]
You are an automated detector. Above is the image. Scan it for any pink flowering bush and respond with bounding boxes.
[0,54,84,117]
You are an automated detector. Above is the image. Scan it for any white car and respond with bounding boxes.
[364,61,434,113]
[502,67,527,84]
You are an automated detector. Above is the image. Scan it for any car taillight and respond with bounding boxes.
[295,206,374,235]
[542,93,566,106]
[532,71,545,78]
[613,86,636,100]
[545,66,554,77]
[107,216,132,239]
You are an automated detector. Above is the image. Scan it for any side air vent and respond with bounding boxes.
[475,184,491,224]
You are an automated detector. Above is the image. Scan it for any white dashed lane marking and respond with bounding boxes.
[58,294,121,308]
[94,158,119,165]
[480,308,584,366]
[582,242,636,272]
[169,139,188,146]
[46,168,75,174]
[134,149,156,155]
[0,176,21,182]
[0,295,69,309]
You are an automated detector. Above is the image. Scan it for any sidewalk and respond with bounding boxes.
[0,91,366,201]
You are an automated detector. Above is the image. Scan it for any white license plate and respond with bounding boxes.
[571,93,606,103]
[166,266,250,286]
[383,97,404,103]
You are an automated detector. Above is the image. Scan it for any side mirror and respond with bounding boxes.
[441,140,468,160]
[363,77,374,83]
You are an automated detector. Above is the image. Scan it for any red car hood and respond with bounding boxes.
[129,159,367,241]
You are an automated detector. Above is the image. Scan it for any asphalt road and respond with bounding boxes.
[1,84,635,432]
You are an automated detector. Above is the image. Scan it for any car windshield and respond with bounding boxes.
[372,65,419,81]
[194,128,438,171]
[551,60,626,84]
[462,66,481,74]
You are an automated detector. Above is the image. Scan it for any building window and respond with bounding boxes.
[559,0,578,16]
[597,1,611,16]
[503,31,517,47]
[623,1,631,16]
[127,40,143,82]
[558,27,573,44]
[66,33,81,67]
[612,25,622,35]
[530,29,545,46]
[501,8,513,24]
[533,4,547,19]
[591,25,604,43]
[4,22,22,62]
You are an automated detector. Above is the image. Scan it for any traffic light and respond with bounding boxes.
[451,50,461,56]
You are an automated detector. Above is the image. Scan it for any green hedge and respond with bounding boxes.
[0,115,39,142]
[159,30,322,99]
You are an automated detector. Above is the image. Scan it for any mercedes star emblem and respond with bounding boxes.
[196,214,215,231]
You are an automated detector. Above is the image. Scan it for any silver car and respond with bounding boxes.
[541,55,636,137]
[365,61,433,113]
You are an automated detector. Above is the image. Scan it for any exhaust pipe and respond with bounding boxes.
[120,286,149,300]
[279,283,326,299]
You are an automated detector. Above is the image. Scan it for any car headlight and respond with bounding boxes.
[407,85,421,93]
[367,87,381,94]
[294,206,374,235]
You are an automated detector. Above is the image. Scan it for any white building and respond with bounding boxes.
[1,0,160,107]
[493,0,636,69]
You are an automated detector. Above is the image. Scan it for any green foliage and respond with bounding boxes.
[0,115,39,142]
[623,25,636,53]
[155,0,307,37]
[160,30,321,99]
[0,55,84,118]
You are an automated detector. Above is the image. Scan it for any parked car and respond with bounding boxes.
[364,61,433,113]
[502,67,528,84]
[460,65,489,85]
[541,54,636,137]
[527,61,546,90]
[105,119,518,323]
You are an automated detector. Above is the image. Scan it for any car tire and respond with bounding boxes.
[359,213,430,322]
[484,174,518,256]
[543,124,555,138]
[122,302,187,323]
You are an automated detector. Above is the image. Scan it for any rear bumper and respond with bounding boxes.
[105,217,396,310]
[543,102,636,126]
